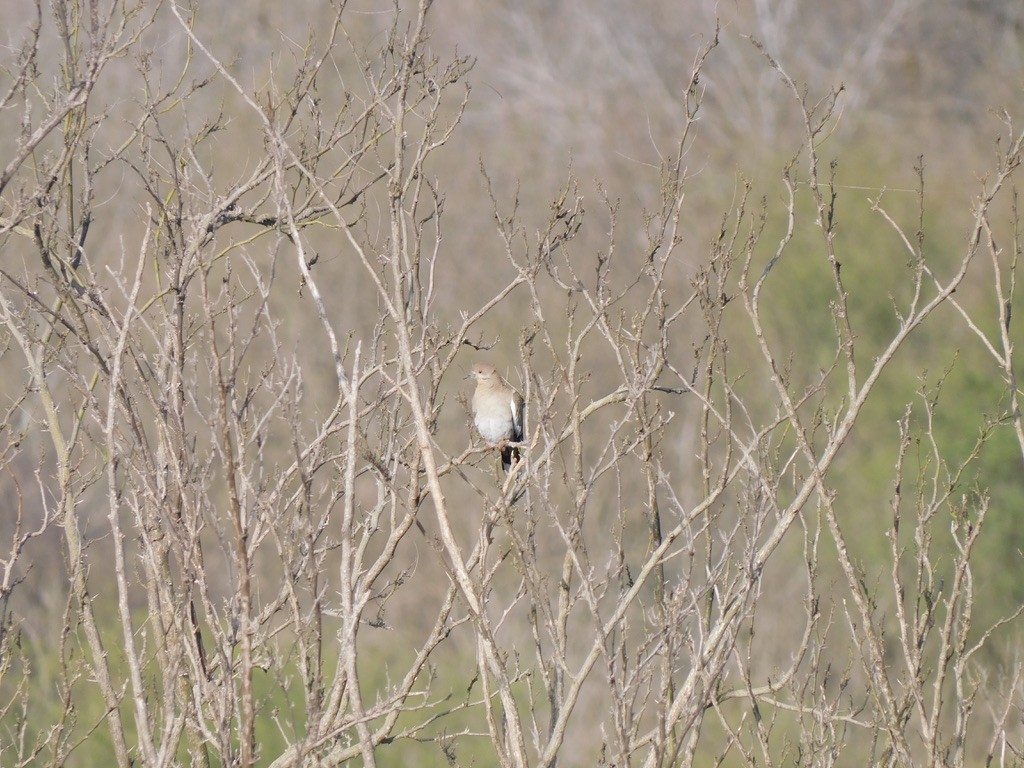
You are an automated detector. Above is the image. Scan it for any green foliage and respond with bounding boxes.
[738,146,1024,651]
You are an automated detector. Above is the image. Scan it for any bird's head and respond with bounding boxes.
[464,363,499,383]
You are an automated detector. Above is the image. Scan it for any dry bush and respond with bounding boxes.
[0,2,1023,767]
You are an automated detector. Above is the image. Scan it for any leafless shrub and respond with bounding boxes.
[0,2,1022,767]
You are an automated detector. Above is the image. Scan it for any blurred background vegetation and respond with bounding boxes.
[2,0,1023,764]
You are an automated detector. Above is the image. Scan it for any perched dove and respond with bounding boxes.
[465,363,524,472]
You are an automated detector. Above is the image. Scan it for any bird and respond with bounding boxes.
[465,363,524,473]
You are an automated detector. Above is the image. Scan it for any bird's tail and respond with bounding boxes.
[501,444,521,473]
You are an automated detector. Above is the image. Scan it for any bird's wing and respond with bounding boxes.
[509,394,523,441]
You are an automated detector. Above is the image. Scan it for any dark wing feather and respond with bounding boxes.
[502,392,524,472]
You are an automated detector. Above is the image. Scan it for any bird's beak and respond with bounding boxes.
[463,371,474,380]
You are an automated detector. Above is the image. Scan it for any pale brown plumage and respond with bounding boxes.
[465,363,524,472]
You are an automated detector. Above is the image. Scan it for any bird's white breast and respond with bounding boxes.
[474,409,514,444]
